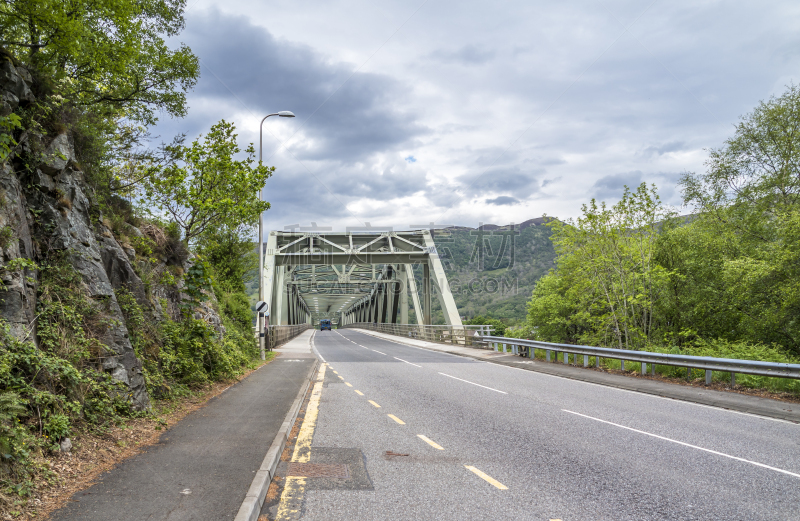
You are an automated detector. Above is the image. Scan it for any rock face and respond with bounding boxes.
[25,154,150,409]
[0,59,33,116]
[0,163,37,340]
[0,57,158,409]
[0,58,227,410]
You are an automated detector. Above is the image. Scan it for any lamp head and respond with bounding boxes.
[277,111,295,117]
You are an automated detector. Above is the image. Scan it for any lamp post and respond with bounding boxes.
[258,111,294,357]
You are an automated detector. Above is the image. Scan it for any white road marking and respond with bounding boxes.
[563,409,800,479]
[438,372,507,394]
[372,350,387,355]
[394,357,422,368]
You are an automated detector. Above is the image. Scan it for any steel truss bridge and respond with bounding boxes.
[259,229,462,327]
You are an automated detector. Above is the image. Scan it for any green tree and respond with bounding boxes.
[526,271,581,343]
[678,84,800,354]
[529,184,672,349]
[0,0,199,124]
[196,226,257,292]
[142,120,273,245]
[682,84,800,241]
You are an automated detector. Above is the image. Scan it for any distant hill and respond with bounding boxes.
[424,218,556,324]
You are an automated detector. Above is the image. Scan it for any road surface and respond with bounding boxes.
[279,329,800,521]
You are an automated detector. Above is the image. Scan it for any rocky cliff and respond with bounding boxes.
[0,57,222,410]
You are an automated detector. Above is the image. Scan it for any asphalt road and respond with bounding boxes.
[297,329,800,521]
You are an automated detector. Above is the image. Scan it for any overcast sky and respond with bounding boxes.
[156,0,800,233]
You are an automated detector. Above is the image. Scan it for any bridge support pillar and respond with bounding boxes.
[405,264,423,325]
[422,231,462,326]
[423,263,431,325]
[399,265,409,324]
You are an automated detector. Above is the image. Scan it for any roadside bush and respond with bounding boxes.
[464,315,507,336]
[0,319,134,496]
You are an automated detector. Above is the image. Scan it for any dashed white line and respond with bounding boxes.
[438,372,507,394]
[394,357,422,368]
[563,409,800,479]
[372,350,386,355]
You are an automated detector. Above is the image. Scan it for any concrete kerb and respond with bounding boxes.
[234,332,320,521]
[352,328,800,424]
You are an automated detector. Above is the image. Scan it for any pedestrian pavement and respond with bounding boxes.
[51,330,318,521]
[354,328,800,423]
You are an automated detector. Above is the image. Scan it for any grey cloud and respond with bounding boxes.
[456,166,542,197]
[175,9,428,163]
[260,156,427,227]
[592,171,687,206]
[429,45,496,65]
[592,171,644,201]
[153,8,437,230]
[333,163,427,201]
[485,196,520,206]
[643,141,687,156]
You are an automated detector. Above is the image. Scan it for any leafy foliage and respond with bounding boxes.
[180,257,213,316]
[0,0,199,125]
[0,113,21,162]
[463,315,508,336]
[534,184,673,349]
[141,120,273,244]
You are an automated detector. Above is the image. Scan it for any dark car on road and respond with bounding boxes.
[320,319,332,331]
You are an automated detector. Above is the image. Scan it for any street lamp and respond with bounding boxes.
[257,111,294,357]
[257,111,295,305]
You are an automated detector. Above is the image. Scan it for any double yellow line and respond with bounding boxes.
[275,363,327,520]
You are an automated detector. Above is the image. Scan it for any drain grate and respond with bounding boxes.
[287,462,350,479]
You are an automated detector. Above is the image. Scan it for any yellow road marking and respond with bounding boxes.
[417,434,444,450]
[345,382,353,387]
[332,370,338,374]
[387,414,405,425]
[354,390,364,396]
[275,364,327,519]
[368,400,381,408]
[464,465,508,490]
[338,376,344,380]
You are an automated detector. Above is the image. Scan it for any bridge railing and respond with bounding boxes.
[481,335,800,385]
[342,322,491,347]
[265,324,312,351]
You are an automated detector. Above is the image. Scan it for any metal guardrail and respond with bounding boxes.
[342,322,490,347]
[481,336,800,385]
[265,324,312,351]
